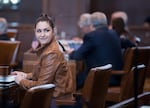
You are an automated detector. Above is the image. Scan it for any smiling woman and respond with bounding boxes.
[35,21,53,45]
[11,14,73,107]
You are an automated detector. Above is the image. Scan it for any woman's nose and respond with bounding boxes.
[41,31,45,36]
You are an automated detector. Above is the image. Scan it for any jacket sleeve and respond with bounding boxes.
[20,52,61,89]
[69,34,93,60]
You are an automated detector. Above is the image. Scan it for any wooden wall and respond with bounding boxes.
[90,0,150,25]
[42,0,90,38]
[0,0,42,23]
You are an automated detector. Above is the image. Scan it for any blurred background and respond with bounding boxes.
[0,0,149,66]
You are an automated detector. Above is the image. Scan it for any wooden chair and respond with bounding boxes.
[106,47,150,103]
[20,84,55,108]
[122,46,150,74]
[23,52,38,73]
[55,64,112,108]
[0,40,21,73]
[0,66,9,75]
[109,92,150,108]
[7,29,18,41]
[78,64,112,108]
[54,60,77,106]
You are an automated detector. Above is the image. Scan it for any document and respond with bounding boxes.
[0,75,16,83]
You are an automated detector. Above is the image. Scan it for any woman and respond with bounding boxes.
[112,17,136,50]
[12,14,73,99]
[0,17,10,40]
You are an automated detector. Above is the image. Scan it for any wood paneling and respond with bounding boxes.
[90,0,150,25]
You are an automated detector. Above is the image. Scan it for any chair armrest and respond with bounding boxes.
[111,70,126,75]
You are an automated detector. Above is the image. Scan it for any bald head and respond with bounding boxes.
[91,12,108,28]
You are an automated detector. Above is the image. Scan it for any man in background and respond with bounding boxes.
[0,17,9,40]
[68,12,123,90]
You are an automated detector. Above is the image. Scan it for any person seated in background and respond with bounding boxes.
[109,11,139,45]
[67,12,123,90]
[72,36,83,42]
[11,14,73,108]
[109,11,128,30]
[0,17,10,40]
[66,13,95,53]
[143,16,150,28]
[69,36,83,50]
[78,13,95,34]
[112,17,136,52]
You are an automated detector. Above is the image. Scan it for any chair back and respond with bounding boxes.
[0,66,9,75]
[109,92,150,108]
[120,64,146,101]
[82,64,112,108]
[0,40,20,66]
[7,29,18,41]
[123,46,150,73]
[23,52,38,73]
[106,47,149,103]
[67,60,76,94]
[20,84,55,108]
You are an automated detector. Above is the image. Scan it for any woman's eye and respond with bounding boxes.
[36,29,41,33]
[44,29,50,32]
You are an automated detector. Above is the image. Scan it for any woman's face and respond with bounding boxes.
[35,21,54,45]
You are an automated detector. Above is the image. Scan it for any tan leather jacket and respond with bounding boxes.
[20,38,73,97]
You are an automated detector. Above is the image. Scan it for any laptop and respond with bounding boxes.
[0,75,16,83]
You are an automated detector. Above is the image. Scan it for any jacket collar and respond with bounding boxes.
[96,26,108,31]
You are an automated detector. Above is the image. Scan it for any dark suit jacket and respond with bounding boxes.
[120,38,136,49]
[70,27,123,71]
[70,27,123,88]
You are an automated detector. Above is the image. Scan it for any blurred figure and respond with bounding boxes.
[66,13,95,54]
[110,11,138,45]
[78,13,95,34]
[72,36,83,42]
[112,17,136,51]
[68,12,123,90]
[110,11,128,29]
[143,16,150,27]
[0,17,9,40]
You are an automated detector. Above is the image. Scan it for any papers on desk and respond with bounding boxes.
[0,75,16,83]
[59,39,82,50]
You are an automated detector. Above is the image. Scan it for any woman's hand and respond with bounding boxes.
[32,40,39,50]
[15,75,24,84]
[11,71,27,78]
[65,47,74,54]
[11,71,27,84]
